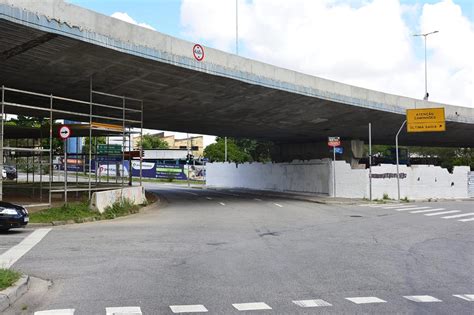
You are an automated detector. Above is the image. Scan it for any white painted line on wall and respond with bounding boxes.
[424,210,460,216]
[232,302,272,311]
[453,294,474,301]
[345,297,387,304]
[106,306,142,315]
[274,203,283,207]
[403,295,442,302]
[293,299,332,307]
[410,208,445,213]
[396,207,430,211]
[34,310,75,315]
[169,305,208,313]
[0,228,52,268]
[219,202,226,206]
[442,213,474,219]
[459,218,474,222]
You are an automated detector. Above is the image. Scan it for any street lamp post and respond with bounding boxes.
[413,30,438,101]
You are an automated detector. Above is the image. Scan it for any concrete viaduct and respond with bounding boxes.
[1,0,473,164]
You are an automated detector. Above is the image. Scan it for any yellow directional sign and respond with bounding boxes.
[406,107,446,133]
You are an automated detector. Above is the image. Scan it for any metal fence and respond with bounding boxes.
[0,84,144,208]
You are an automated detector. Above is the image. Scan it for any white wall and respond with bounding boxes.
[206,160,470,200]
[206,159,331,194]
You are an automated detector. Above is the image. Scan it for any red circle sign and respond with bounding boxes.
[59,125,71,140]
[193,44,204,61]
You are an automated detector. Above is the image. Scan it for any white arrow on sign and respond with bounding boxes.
[59,125,71,140]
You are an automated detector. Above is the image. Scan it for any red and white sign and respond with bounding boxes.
[59,125,71,140]
[193,44,204,61]
[328,136,340,147]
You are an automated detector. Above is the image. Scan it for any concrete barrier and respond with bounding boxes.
[90,186,146,213]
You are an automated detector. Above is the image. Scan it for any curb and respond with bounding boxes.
[0,275,29,312]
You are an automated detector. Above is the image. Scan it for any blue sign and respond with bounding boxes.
[331,147,344,154]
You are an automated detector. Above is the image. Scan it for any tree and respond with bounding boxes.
[204,138,251,163]
[139,134,169,150]
[211,137,274,162]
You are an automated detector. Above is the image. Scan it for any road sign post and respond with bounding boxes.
[369,123,372,201]
[328,137,341,198]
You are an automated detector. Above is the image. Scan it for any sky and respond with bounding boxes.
[68,0,473,146]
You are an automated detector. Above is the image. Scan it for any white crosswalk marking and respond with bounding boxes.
[410,208,445,213]
[34,310,75,315]
[459,217,474,222]
[219,202,226,206]
[442,213,474,219]
[424,210,460,216]
[274,203,283,207]
[106,306,142,315]
[345,297,386,304]
[396,207,430,211]
[404,295,442,302]
[453,294,474,301]
[232,302,272,311]
[293,299,332,307]
[382,205,414,209]
[205,197,213,200]
[169,305,208,313]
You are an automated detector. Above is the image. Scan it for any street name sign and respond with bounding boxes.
[59,125,71,140]
[406,107,446,132]
[328,136,341,147]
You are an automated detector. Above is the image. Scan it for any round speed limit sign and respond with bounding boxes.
[59,125,71,140]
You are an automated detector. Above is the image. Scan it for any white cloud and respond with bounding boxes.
[180,0,473,108]
[111,12,156,31]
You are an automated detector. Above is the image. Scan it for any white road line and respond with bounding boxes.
[293,299,332,307]
[345,297,386,304]
[169,305,208,313]
[410,208,445,213]
[459,218,474,222]
[219,202,226,206]
[254,198,262,201]
[442,213,474,219]
[205,197,213,200]
[424,210,460,216]
[274,203,283,207]
[34,310,75,315]
[0,228,52,268]
[396,207,431,211]
[106,307,142,315]
[453,294,474,301]
[182,191,198,196]
[403,295,442,302]
[232,302,272,311]
[382,205,415,209]
[367,204,398,208]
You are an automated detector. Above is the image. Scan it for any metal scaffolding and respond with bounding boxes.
[0,84,144,208]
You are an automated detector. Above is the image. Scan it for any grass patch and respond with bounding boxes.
[101,199,140,220]
[0,268,21,291]
[29,201,95,223]
[30,198,147,224]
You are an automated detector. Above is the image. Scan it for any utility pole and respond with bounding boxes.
[235,0,238,55]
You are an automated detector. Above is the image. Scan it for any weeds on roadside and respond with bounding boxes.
[0,268,21,291]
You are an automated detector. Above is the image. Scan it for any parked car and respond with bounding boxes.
[0,201,29,231]
[3,165,17,180]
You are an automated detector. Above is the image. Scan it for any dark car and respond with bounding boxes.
[0,201,29,231]
[3,165,17,180]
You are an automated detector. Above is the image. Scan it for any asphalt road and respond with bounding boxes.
[3,184,474,314]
